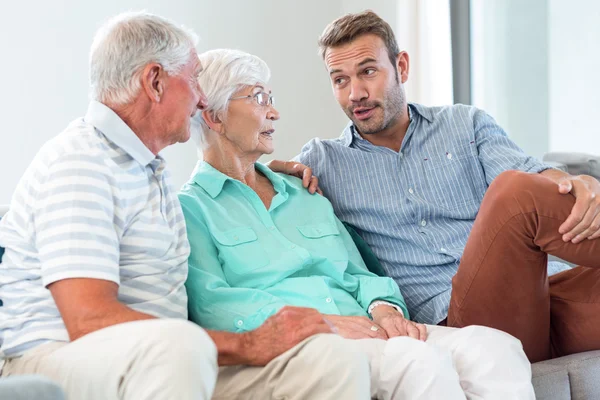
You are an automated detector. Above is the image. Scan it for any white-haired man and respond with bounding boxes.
[0,12,369,400]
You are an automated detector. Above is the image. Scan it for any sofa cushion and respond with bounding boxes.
[532,350,600,400]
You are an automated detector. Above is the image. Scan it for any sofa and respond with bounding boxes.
[1,153,600,399]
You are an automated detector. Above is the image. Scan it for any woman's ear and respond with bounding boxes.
[202,109,225,134]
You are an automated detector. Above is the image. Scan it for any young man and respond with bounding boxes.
[272,10,600,363]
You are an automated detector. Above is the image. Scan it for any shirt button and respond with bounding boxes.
[399,152,404,158]
[447,153,453,160]
[440,247,447,252]
[408,188,414,194]
[420,220,427,227]
[325,297,332,303]
[236,320,243,327]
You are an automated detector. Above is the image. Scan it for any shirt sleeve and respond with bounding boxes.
[474,108,555,185]
[179,193,288,333]
[34,152,121,287]
[334,218,410,319]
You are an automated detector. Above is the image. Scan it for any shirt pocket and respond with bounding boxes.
[211,227,270,275]
[420,145,485,212]
[296,222,348,262]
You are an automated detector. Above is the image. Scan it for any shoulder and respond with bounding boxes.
[412,103,483,123]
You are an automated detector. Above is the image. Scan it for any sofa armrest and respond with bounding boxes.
[543,152,600,179]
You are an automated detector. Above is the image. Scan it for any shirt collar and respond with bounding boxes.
[340,102,433,147]
[84,100,156,167]
[191,161,299,199]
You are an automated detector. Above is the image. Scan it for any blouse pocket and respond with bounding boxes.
[211,227,269,275]
[296,222,348,261]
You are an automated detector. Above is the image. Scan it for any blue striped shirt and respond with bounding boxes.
[295,103,553,324]
[0,101,189,358]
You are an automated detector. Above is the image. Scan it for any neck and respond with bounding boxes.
[203,146,260,186]
[110,99,167,156]
[358,104,410,153]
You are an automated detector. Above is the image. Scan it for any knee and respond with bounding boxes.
[142,319,218,375]
[488,170,533,199]
[454,325,525,355]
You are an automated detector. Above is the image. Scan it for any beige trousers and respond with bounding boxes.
[2,319,218,400]
[215,325,535,400]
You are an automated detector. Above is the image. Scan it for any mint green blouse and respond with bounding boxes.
[178,161,408,333]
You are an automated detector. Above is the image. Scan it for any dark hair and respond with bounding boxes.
[318,10,400,68]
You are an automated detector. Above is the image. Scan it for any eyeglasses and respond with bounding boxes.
[230,91,275,107]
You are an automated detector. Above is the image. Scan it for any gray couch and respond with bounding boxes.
[1,153,599,399]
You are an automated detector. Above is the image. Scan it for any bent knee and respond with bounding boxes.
[143,319,217,363]
[456,325,523,349]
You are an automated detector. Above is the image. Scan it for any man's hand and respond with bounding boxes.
[266,160,322,194]
[371,305,427,341]
[240,306,334,366]
[555,174,600,243]
[325,315,388,340]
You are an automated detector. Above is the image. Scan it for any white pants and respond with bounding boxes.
[357,324,535,400]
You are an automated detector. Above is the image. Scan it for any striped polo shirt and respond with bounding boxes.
[0,101,189,358]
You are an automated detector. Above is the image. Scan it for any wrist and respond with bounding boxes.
[206,330,257,367]
[371,304,400,319]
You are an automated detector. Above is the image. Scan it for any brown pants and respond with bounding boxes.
[448,170,600,363]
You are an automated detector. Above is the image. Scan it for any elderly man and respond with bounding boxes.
[0,12,369,400]
[271,10,600,363]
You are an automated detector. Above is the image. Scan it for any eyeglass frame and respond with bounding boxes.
[230,91,275,107]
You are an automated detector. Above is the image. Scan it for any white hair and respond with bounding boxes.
[192,49,271,151]
[89,11,198,106]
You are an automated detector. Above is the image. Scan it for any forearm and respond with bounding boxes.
[68,300,155,341]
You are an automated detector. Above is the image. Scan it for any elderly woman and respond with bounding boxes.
[179,49,535,400]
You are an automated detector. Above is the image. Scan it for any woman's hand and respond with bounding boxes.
[371,305,427,341]
[325,315,388,340]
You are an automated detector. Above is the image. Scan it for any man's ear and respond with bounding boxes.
[202,109,224,134]
[396,51,410,84]
[141,63,164,103]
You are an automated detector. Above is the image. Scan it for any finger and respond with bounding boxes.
[417,324,428,341]
[365,323,388,339]
[317,187,323,196]
[308,176,319,194]
[566,204,598,243]
[558,179,572,195]
[405,323,420,340]
[302,167,313,188]
[559,197,591,237]
[381,321,401,338]
[588,213,600,240]
[571,205,600,243]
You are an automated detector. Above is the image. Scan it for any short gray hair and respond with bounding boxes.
[89,11,198,106]
[193,49,270,149]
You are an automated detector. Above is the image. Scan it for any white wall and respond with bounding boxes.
[471,0,600,159]
[471,0,549,159]
[548,0,600,153]
[0,0,398,203]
